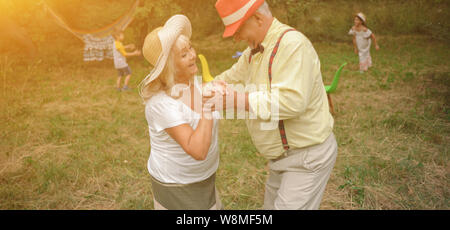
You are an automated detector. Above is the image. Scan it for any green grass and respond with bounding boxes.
[0,34,449,209]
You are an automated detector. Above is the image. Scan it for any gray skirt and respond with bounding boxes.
[151,173,221,210]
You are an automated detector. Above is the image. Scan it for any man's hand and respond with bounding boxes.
[202,80,228,96]
[202,81,225,114]
[202,80,248,113]
[212,80,227,87]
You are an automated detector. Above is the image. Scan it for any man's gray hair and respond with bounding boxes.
[257,1,272,17]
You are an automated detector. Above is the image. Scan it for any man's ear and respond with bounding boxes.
[253,12,265,27]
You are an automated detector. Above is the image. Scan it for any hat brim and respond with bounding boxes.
[355,13,366,23]
[223,20,244,38]
[140,15,192,87]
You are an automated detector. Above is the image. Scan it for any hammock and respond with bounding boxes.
[82,34,115,61]
[44,0,139,61]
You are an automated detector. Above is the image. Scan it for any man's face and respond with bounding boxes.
[233,15,261,49]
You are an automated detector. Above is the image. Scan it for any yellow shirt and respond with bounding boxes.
[215,18,334,159]
[115,41,127,56]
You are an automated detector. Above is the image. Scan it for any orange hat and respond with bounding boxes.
[215,0,265,38]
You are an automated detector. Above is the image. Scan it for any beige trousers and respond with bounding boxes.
[263,132,338,210]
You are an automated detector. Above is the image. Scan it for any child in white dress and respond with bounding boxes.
[348,12,380,73]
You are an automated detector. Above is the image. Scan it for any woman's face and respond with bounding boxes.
[354,16,362,26]
[174,35,198,82]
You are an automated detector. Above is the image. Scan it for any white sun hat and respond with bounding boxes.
[356,12,366,23]
[139,14,192,90]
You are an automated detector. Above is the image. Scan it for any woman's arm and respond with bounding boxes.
[165,110,214,161]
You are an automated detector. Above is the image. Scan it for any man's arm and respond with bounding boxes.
[246,37,318,121]
[213,48,250,84]
[212,36,318,121]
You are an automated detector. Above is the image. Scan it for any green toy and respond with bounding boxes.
[325,62,347,114]
[325,62,347,93]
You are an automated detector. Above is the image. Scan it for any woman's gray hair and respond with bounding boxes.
[256,1,272,17]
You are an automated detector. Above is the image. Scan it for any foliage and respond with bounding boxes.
[0,0,448,55]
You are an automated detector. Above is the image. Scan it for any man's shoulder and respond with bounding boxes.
[272,25,317,58]
[284,29,306,40]
[278,28,310,50]
[273,21,307,43]
[274,19,306,39]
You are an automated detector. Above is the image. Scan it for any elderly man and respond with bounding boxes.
[212,0,338,210]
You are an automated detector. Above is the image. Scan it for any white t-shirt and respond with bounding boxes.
[113,41,128,69]
[144,77,220,184]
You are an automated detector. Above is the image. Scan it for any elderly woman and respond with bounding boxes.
[139,15,223,210]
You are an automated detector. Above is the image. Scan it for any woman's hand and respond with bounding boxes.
[375,45,380,51]
[202,84,219,116]
[354,48,358,54]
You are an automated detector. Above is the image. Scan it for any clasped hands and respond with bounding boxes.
[201,80,233,116]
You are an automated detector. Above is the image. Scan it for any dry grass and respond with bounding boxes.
[0,34,449,210]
